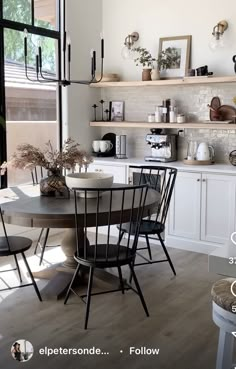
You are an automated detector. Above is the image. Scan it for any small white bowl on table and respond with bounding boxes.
[65,172,114,198]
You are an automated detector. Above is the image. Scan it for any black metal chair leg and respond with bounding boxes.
[117,231,125,245]
[117,266,125,294]
[64,263,81,305]
[34,228,44,255]
[157,233,176,276]
[39,228,50,266]
[21,252,42,302]
[129,258,135,284]
[128,263,149,317]
[14,254,22,283]
[84,267,94,330]
[145,234,152,260]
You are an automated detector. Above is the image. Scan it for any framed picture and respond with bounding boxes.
[158,35,191,79]
[109,101,125,122]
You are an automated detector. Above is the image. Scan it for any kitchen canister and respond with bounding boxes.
[115,135,127,159]
[177,114,186,123]
[147,114,155,123]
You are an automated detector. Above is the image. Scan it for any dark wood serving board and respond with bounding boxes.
[209,96,236,121]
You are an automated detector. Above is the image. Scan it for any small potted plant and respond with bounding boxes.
[133,47,176,81]
[133,47,156,81]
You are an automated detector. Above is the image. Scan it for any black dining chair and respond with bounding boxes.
[64,184,149,329]
[31,167,60,265]
[0,207,42,301]
[118,166,177,276]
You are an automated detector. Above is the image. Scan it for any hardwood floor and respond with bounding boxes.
[0,232,221,369]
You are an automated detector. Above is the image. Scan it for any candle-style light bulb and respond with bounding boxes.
[91,49,95,77]
[100,31,104,59]
[24,29,28,57]
[24,28,28,38]
[67,35,71,65]
[38,40,42,69]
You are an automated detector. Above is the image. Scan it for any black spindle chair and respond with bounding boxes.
[64,184,149,330]
[118,166,177,275]
[31,167,60,265]
[0,207,42,301]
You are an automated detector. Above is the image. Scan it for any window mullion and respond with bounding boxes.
[31,0,34,26]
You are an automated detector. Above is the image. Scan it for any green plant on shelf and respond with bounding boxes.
[133,46,180,71]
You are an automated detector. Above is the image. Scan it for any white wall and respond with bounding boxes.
[102,0,236,80]
[64,0,103,150]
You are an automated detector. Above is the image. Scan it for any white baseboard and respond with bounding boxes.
[166,235,221,255]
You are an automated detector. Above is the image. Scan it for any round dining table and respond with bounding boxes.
[0,184,160,299]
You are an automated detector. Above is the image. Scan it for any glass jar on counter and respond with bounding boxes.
[147,113,155,123]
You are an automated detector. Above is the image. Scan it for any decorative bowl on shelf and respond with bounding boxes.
[65,172,114,198]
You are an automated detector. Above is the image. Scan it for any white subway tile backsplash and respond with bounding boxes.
[100,83,236,163]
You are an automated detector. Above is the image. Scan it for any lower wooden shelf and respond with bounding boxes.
[90,121,236,130]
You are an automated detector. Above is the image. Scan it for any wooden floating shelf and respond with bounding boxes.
[90,121,236,130]
[90,76,236,88]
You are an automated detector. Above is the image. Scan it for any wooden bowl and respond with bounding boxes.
[65,172,114,198]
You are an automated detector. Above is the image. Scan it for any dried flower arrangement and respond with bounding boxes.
[1,138,93,175]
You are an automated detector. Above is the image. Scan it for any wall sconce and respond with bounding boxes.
[209,20,228,51]
[121,32,139,60]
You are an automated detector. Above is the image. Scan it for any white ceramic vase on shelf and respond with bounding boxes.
[151,68,160,81]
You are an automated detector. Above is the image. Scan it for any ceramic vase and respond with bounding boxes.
[151,68,160,81]
[142,68,152,81]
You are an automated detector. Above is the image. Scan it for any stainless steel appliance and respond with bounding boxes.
[145,130,177,162]
[115,135,127,159]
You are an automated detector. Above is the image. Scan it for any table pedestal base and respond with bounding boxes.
[61,228,89,268]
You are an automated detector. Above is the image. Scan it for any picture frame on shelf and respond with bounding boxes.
[158,35,191,79]
[109,101,125,121]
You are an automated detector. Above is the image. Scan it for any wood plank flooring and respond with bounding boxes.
[0,232,221,369]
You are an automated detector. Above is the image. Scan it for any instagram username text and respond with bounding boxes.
[39,346,160,356]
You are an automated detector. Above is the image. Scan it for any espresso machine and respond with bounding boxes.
[145,129,177,162]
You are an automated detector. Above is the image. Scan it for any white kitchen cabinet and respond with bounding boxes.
[168,171,201,240]
[88,163,127,184]
[167,170,236,252]
[201,173,236,244]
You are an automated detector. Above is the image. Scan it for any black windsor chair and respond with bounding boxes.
[0,207,42,301]
[64,184,150,329]
[117,166,177,275]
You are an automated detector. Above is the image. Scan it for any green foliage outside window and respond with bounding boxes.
[3,0,56,72]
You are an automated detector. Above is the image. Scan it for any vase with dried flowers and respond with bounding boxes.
[4,138,92,196]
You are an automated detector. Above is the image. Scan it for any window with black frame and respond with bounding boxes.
[0,0,61,187]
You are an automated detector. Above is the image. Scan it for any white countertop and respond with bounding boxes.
[93,157,236,175]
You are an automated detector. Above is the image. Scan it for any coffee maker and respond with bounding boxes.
[145,129,177,162]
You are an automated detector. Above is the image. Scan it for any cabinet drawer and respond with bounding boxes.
[88,163,127,184]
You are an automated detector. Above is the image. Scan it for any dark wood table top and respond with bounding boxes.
[0,184,160,228]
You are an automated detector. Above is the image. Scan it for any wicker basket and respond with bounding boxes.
[229,150,236,166]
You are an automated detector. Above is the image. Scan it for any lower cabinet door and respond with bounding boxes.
[201,173,236,244]
[168,171,201,240]
[88,163,127,184]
